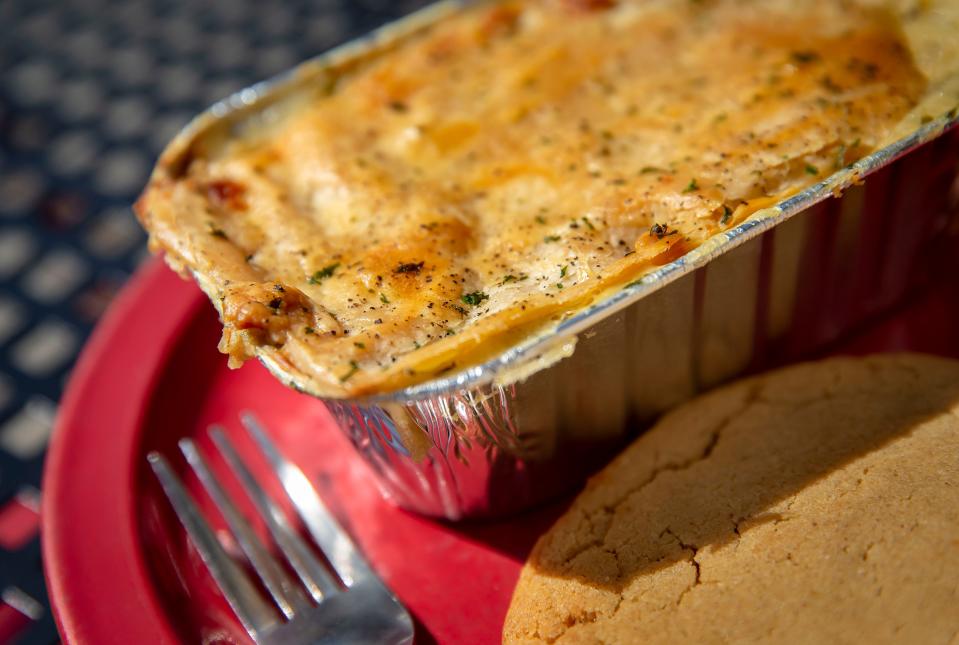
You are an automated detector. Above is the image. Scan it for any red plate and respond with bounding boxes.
[42,258,959,644]
[41,258,563,645]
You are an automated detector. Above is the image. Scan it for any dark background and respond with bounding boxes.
[0,1,431,642]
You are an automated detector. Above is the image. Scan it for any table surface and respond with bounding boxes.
[4,2,958,643]
[0,1,430,642]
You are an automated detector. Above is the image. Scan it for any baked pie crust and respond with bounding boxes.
[136,0,956,397]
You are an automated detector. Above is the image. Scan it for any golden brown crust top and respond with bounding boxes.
[136,0,929,397]
[503,353,959,643]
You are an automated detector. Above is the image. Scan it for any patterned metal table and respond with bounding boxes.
[0,1,429,642]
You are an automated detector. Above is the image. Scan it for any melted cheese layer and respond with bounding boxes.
[137,0,935,397]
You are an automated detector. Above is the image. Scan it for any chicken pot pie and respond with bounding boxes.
[135,0,959,398]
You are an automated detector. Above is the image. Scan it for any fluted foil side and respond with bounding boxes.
[324,132,959,520]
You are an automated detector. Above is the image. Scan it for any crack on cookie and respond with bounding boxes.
[556,534,604,569]
[609,593,624,620]
[661,527,702,605]
[555,508,611,569]
[543,382,769,645]
[540,609,603,644]
[553,383,762,582]
[562,610,599,628]
[585,384,763,563]
[603,544,625,581]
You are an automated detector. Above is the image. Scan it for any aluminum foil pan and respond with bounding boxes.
[159,1,959,519]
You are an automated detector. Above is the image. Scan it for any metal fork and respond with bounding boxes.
[147,411,414,645]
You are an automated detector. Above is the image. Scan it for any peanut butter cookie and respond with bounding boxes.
[505,354,959,644]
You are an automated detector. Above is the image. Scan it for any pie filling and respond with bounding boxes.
[136,0,940,397]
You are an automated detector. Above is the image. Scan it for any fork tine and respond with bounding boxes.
[241,411,372,587]
[208,426,341,603]
[147,452,276,638]
[179,438,310,620]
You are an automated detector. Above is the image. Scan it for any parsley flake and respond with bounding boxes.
[339,360,360,383]
[720,205,733,225]
[461,291,489,306]
[308,263,340,284]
